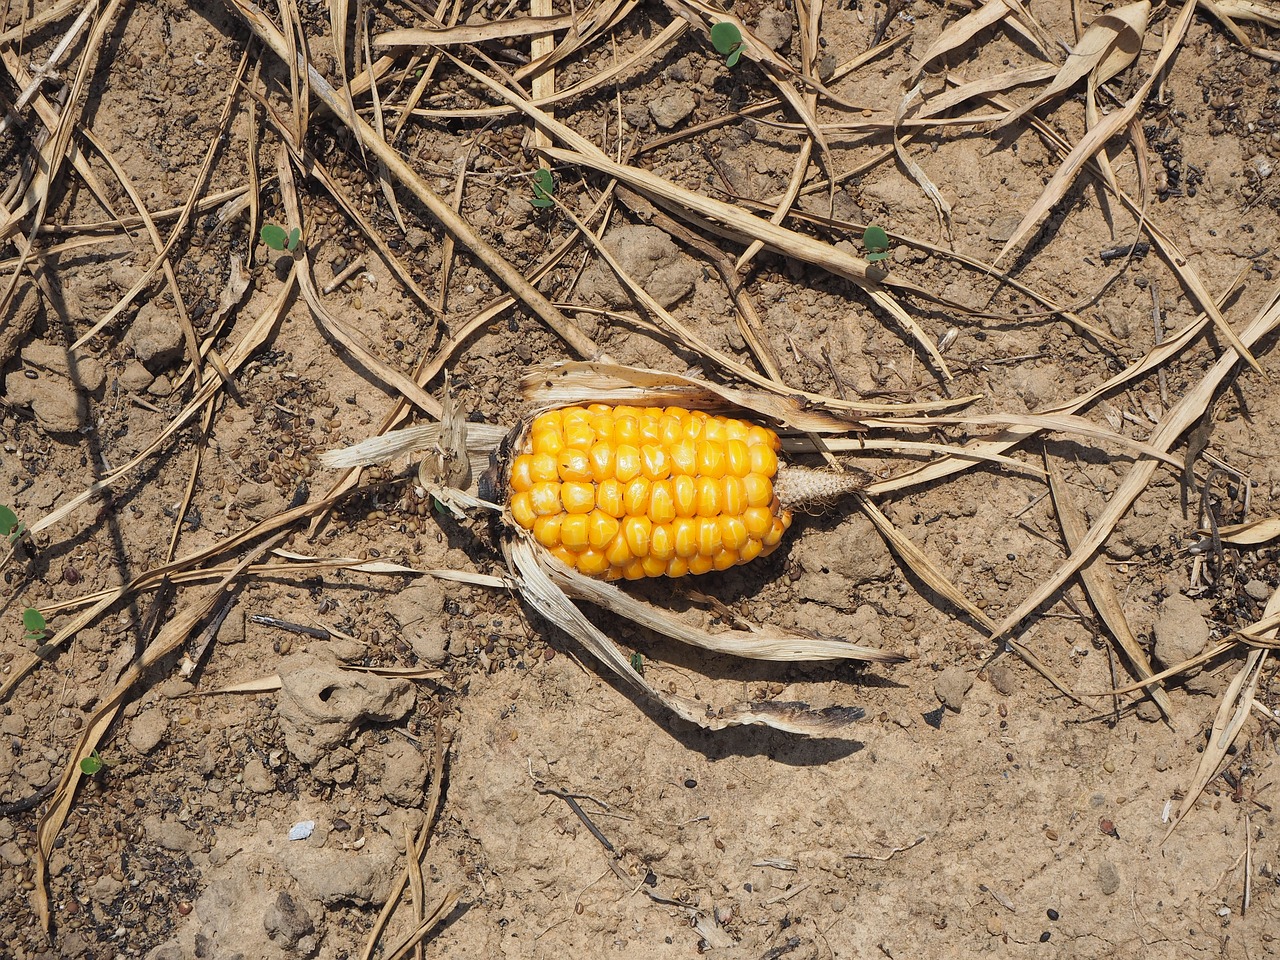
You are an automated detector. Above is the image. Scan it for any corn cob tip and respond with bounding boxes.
[774,465,871,513]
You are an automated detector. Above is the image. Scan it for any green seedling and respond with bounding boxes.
[260,223,301,252]
[22,607,47,643]
[630,652,645,676]
[531,168,556,209]
[0,504,25,545]
[863,225,891,263]
[710,22,746,68]
[80,750,111,776]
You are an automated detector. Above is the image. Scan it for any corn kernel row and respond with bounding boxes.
[508,404,792,579]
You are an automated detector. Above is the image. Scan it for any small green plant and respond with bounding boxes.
[22,607,47,643]
[710,22,745,68]
[863,225,891,263]
[260,223,301,252]
[630,652,645,676]
[80,750,109,776]
[531,168,556,209]
[0,504,25,545]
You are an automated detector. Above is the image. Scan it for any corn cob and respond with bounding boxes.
[505,404,792,580]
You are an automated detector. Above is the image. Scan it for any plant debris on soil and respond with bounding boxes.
[2,0,1280,958]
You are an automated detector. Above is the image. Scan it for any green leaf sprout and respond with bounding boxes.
[710,22,745,68]
[0,504,24,545]
[863,225,891,263]
[531,168,556,209]
[22,607,47,643]
[260,223,301,252]
[80,750,105,776]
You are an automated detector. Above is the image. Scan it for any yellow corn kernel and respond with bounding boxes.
[696,440,726,479]
[669,438,697,476]
[747,424,780,450]
[743,506,774,539]
[722,476,745,517]
[720,516,749,551]
[560,514,590,552]
[560,481,595,514]
[587,402,611,414]
[615,444,642,483]
[695,476,721,517]
[589,413,615,440]
[763,517,787,547]
[561,406,590,427]
[622,559,648,580]
[577,548,611,577]
[587,510,619,550]
[743,473,773,508]
[640,444,671,481]
[649,522,674,561]
[614,416,641,446]
[596,479,625,518]
[510,455,535,493]
[672,518,699,558]
[548,544,577,568]
[624,515,652,557]
[533,514,562,548]
[713,547,739,571]
[725,439,750,478]
[648,480,676,524]
[639,416,662,443]
[658,415,684,446]
[588,442,616,483]
[672,475,696,516]
[697,517,723,556]
[665,556,690,577]
[529,452,559,483]
[702,418,726,445]
[687,554,715,576]
[725,419,749,442]
[641,555,668,577]
[565,420,595,450]
[622,477,651,517]
[557,448,592,482]
[748,443,777,477]
[511,492,537,529]
[531,427,564,457]
[605,536,634,567]
[739,538,763,564]
[529,481,561,517]
[682,412,705,440]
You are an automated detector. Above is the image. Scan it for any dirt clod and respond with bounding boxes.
[934,667,973,712]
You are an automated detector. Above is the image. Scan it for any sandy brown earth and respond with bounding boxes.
[2,0,1280,958]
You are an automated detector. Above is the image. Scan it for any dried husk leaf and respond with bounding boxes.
[521,362,866,433]
[1162,580,1273,839]
[504,538,865,735]
[1198,517,1280,546]
[996,1,1150,129]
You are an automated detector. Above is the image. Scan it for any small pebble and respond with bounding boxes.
[986,916,1004,937]
[684,778,697,789]
[1047,908,1059,921]
[1244,579,1271,602]
[1098,859,1121,895]
[1103,759,1116,773]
